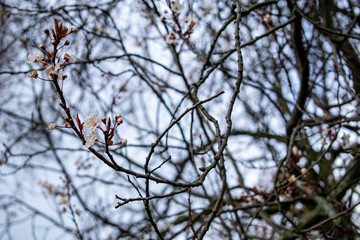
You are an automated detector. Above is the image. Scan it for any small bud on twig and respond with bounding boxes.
[70,26,78,33]
[119,138,127,146]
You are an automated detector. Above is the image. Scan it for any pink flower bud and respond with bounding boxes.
[119,138,127,146]
[70,26,78,33]
[117,118,123,125]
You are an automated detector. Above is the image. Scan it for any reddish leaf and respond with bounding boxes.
[76,113,83,132]
[107,117,111,132]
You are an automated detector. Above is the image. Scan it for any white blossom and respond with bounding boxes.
[47,123,58,131]
[291,145,302,159]
[166,32,176,44]
[288,175,296,183]
[45,63,63,75]
[321,127,329,145]
[27,50,44,63]
[84,111,101,131]
[85,131,97,148]
[321,128,329,137]
[64,53,76,63]
[171,1,183,14]
[27,54,36,64]
[58,196,69,205]
[262,14,274,26]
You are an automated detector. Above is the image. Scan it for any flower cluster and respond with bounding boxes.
[75,156,92,170]
[321,126,337,145]
[162,1,196,45]
[235,187,267,205]
[26,18,77,82]
[27,19,127,156]
[81,111,127,149]
[82,110,101,148]
[38,180,69,205]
